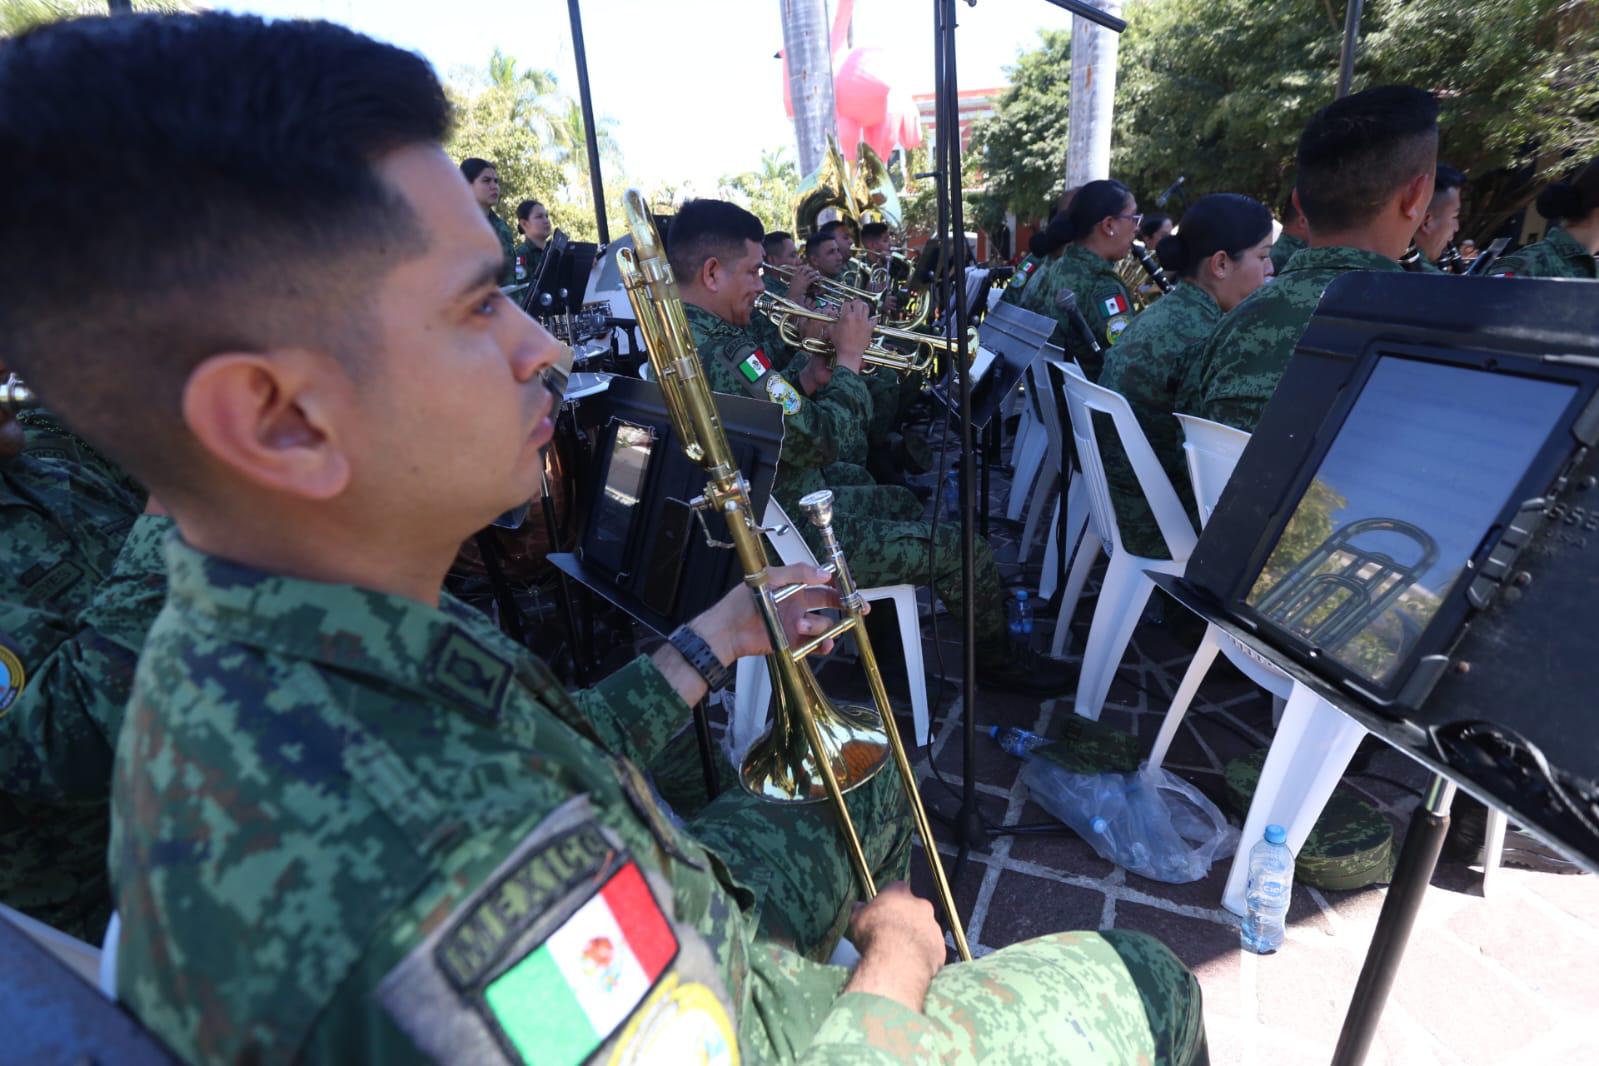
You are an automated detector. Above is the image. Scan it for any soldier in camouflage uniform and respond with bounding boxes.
[1492,157,1599,281]
[1000,213,1069,311]
[512,199,551,288]
[760,230,801,297]
[462,157,519,286]
[1270,190,1310,276]
[1192,87,1440,432]
[1033,180,1142,380]
[1403,164,1465,274]
[1,15,1204,1062]
[1098,194,1275,558]
[0,396,171,940]
[672,200,1071,693]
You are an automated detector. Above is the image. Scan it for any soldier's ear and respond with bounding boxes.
[1207,249,1231,282]
[182,349,351,502]
[701,255,724,294]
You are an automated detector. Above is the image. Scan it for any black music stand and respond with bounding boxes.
[1154,271,1599,1064]
[548,376,785,798]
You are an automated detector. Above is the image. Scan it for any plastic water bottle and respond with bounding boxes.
[990,725,1047,759]
[1007,589,1035,653]
[942,469,960,519]
[1241,824,1294,953]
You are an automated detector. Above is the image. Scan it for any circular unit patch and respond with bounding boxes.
[608,976,738,1066]
[0,646,25,714]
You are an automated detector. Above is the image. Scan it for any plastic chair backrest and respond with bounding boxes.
[1174,414,1251,529]
[1030,348,1067,477]
[760,498,819,567]
[1055,360,1198,561]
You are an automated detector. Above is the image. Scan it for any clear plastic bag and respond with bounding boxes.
[1021,759,1239,883]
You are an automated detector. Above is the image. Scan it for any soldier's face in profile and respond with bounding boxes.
[1416,186,1461,261]
[349,146,561,529]
[771,238,801,268]
[722,240,766,327]
[808,238,843,277]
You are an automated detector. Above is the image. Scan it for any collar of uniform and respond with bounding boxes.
[1547,226,1592,263]
[1062,242,1120,277]
[1169,280,1221,319]
[1280,245,1403,276]
[682,300,743,340]
[160,534,524,722]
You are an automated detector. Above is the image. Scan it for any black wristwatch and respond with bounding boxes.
[668,625,732,692]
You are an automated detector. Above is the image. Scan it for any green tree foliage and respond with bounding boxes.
[718,149,801,231]
[967,29,1073,225]
[2,0,192,37]
[1111,0,1599,235]
[443,50,624,244]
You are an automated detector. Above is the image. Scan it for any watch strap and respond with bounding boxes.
[668,625,731,692]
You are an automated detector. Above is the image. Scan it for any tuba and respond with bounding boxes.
[791,135,860,239]
[616,188,971,960]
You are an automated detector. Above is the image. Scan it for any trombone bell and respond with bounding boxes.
[740,669,889,802]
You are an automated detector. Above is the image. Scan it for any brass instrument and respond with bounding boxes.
[616,188,970,961]
[754,290,975,380]
[792,136,861,239]
[761,261,884,312]
[1,378,37,413]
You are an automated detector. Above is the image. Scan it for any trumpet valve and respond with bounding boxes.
[797,488,836,529]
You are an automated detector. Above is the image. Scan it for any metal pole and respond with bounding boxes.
[1336,0,1365,98]
[1331,773,1455,1065]
[566,0,610,244]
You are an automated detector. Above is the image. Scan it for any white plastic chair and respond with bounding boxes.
[1018,361,1065,564]
[1147,416,1295,769]
[730,498,931,761]
[1055,363,1198,720]
[99,911,120,999]
[1006,396,1046,522]
[0,902,101,988]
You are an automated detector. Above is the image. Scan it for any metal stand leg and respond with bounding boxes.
[691,698,720,800]
[1331,774,1456,1065]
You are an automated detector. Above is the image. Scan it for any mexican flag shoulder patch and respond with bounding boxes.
[737,348,772,383]
[1102,293,1130,316]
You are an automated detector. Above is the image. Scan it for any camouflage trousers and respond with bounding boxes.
[753,927,1207,1064]
[0,794,112,942]
[798,483,1009,654]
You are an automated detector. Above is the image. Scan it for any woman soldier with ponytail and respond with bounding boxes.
[1038,178,1141,378]
[1098,193,1275,557]
[1492,157,1599,280]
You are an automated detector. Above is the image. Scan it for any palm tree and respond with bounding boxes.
[778,0,838,174]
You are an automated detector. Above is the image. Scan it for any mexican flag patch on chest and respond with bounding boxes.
[484,861,678,1066]
[1102,293,1130,316]
[738,349,771,383]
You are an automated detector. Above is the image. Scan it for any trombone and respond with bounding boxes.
[754,290,976,381]
[616,188,971,961]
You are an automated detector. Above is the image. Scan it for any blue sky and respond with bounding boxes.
[215,0,1081,188]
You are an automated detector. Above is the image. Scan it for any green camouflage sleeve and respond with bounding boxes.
[569,654,690,767]
[1193,305,1285,431]
[0,514,173,801]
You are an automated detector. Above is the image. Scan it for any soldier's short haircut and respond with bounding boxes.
[761,231,794,258]
[818,219,852,241]
[0,13,450,489]
[666,199,764,281]
[516,199,545,221]
[860,222,891,241]
[1295,85,1439,233]
[804,232,837,257]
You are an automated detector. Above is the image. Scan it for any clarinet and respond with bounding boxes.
[1132,240,1175,294]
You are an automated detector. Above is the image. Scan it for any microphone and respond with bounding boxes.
[1155,175,1186,209]
[1055,288,1103,357]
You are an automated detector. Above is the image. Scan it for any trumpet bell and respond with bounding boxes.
[740,664,889,802]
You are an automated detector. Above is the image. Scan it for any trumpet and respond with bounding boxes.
[616,188,971,961]
[761,261,884,312]
[754,290,975,380]
[1,378,37,414]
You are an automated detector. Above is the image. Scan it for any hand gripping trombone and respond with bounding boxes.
[614,188,970,960]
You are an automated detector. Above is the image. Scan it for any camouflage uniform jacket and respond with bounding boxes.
[1040,243,1137,381]
[1097,283,1213,557]
[512,239,544,288]
[682,302,874,504]
[109,539,949,1064]
[486,209,519,287]
[1269,233,1307,277]
[1,439,171,938]
[1491,226,1598,280]
[1192,245,1403,431]
[999,253,1044,306]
